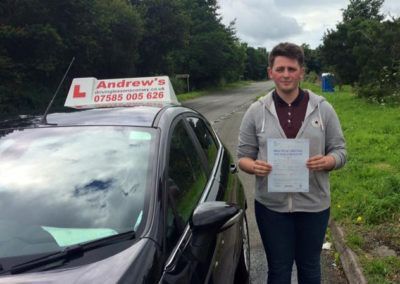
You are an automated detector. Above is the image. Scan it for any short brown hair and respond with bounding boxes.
[268,42,304,67]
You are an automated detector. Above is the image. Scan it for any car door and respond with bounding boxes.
[159,114,242,284]
[185,115,244,283]
[160,116,211,284]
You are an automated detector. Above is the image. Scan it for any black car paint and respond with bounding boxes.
[157,108,246,283]
[0,105,247,283]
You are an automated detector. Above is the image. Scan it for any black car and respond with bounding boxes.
[0,103,250,283]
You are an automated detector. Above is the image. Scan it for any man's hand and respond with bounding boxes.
[306,155,336,171]
[253,160,272,176]
[238,158,272,176]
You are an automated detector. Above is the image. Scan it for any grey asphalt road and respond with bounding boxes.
[183,81,347,284]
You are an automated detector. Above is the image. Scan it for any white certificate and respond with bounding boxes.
[267,139,309,192]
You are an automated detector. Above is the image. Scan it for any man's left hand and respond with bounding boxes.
[306,155,336,171]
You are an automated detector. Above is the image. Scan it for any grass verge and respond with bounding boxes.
[301,81,400,283]
[177,80,252,102]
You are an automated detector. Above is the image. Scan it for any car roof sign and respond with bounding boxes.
[64,76,179,109]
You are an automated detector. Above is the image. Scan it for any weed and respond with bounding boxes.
[346,233,364,251]
[333,252,340,266]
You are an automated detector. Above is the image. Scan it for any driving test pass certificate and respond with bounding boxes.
[267,139,309,192]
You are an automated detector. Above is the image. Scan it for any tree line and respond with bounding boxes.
[312,0,400,104]
[0,0,268,115]
[1,0,398,116]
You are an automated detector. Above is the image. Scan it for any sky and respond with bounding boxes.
[217,0,400,50]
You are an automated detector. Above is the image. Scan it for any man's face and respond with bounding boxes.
[268,56,304,96]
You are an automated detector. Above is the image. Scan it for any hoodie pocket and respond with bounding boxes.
[310,171,328,197]
[256,176,288,205]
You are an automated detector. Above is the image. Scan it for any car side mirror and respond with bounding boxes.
[189,201,242,262]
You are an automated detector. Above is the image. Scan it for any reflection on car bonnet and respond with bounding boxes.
[42,226,118,247]
[129,131,152,141]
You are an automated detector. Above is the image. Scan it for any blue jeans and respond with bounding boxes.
[255,201,330,284]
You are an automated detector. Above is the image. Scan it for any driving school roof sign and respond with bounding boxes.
[64,76,179,109]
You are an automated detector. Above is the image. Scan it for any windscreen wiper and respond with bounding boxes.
[1,230,135,275]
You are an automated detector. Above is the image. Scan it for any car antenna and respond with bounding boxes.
[40,57,75,124]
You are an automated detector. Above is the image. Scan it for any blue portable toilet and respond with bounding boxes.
[321,73,335,92]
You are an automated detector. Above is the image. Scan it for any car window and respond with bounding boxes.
[186,116,218,172]
[166,120,207,251]
[0,126,156,258]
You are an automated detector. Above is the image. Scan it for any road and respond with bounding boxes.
[183,81,347,284]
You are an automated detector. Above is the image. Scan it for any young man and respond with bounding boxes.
[237,42,346,284]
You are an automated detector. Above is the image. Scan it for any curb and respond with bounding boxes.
[329,220,367,284]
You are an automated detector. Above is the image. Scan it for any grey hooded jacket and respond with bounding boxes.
[237,89,346,212]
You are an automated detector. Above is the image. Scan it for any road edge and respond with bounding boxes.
[329,220,367,284]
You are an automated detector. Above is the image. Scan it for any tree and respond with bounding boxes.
[320,0,400,102]
[244,45,268,80]
[342,0,384,22]
[0,0,250,114]
[0,0,143,114]
[132,0,190,76]
[178,0,246,87]
[320,0,385,85]
[355,18,400,101]
[301,44,322,75]
[321,22,364,85]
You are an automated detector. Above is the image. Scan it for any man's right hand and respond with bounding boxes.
[239,157,272,176]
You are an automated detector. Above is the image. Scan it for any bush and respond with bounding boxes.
[356,83,400,105]
[304,71,320,84]
[170,77,189,95]
[356,65,400,104]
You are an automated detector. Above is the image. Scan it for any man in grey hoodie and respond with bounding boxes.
[237,42,346,284]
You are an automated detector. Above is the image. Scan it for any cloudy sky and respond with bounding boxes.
[218,0,400,50]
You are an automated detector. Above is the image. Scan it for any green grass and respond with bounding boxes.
[177,80,252,102]
[301,81,400,283]
[209,80,252,91]
[346,232,365,251]
[363,257,400,284]
[177,91,206,102]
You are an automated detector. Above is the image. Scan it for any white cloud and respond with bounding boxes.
[219,0,302,47]
[383,1,400,18]
[218,0,399,50]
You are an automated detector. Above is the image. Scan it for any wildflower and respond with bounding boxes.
[356,216,363,223]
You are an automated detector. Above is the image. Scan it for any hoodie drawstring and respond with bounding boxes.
[260,100,266,133]
[261,106,266,132]
[317,102,325,131]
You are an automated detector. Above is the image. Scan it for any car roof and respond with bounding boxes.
[45,105,169,127]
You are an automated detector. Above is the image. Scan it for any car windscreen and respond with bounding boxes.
[0,126,157,258]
